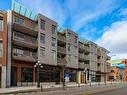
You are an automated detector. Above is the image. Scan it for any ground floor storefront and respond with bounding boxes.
[9,60,78,87]
[77,69,108,84]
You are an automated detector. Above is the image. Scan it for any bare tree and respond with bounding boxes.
[57,54,67,90]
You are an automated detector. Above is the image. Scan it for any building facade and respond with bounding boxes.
[0,1,110,88]
[77,39,110,84]
[108,66,124,81]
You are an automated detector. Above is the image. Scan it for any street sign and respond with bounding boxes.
[64,73,70,82]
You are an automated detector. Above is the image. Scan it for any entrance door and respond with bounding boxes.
[11,67,17,86]
[81,74,85,83]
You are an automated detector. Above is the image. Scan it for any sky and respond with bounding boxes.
[1,0,127,59]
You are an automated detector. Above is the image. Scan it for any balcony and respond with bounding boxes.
[79,53,90,61]
[13,35,38,49]
[79,62,90,69]
[97,59,102,63]
[13,51,37,62]
[97,66,101,71]
[57,33,66,43]
[97,50,101,55]
[57,46,66,54]
[57,57,67,66]
[79,43,90,52]
[13,21,38,36]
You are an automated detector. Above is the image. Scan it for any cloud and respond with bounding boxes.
[18,0,68,25]
[96,20,127,59]
[18,0,123,31]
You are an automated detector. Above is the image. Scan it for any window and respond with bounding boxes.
[40,20,45,30]
[75,36,77,43]
[52,37,56,47]
[0,19,3,31]
[40,47,45,57]
[52,25,56,34]
[21,67,33,82]
[52,50,56,60]
[111,70,114,73]
[0,42,2,57]
[13,48,23,57]
[14,16,24,25]
[67,32,71,40]
[40,33,45,44]
[68,43,71,52]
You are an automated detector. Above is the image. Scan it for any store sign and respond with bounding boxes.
[64,73,70,82]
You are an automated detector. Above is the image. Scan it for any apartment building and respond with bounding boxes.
[0,1,110,88]
[77,39,110,84]
[0,10,7,88]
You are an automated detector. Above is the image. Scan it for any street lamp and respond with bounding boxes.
[34,60,43,88]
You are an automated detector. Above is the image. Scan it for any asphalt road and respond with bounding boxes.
[93,87,127,95]
[13,83,127,95]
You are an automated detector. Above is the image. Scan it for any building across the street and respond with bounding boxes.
[0,1,110,88]
[108,66,124,81]
[110,59,127,81]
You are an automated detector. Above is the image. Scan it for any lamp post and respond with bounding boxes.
[34,60,43,88]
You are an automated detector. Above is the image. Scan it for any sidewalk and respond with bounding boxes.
[0,82,122,94]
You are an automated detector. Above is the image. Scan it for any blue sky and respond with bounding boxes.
[1,0,127,59]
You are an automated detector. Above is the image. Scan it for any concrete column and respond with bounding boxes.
[86,71,88,83]
[1,66,6,88]
[33,68,36,82]
[77,71,81,84]
[6,10,12,87]
[17,67,21,82]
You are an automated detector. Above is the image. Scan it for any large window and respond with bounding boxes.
[14,16,24,25]
[21,68,33,82]
[13,48,24,57]
[52,50,56,60]
[52,25,56,34]
[40,33,45,44]
[40,20,45,30]
[40,47,45,57]
[39,66,60,82]
[0,42,2,57]
[51,37,56,47]
[0,19,3,31]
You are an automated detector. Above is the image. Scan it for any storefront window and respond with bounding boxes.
[21,67,33,82]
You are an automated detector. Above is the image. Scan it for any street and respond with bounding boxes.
[9,83,127,95]
[93,87,127,95]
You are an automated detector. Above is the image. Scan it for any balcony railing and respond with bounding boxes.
[57,57,67,66]
[13,35,38,49]
[79,43,89,51]
[14,21,38,36]
[97,59,102,63]
[57,46,66,54]
[13,51,37,62]
[57,33,66,42]
[79,62,90,69]
[79,53,90,60]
